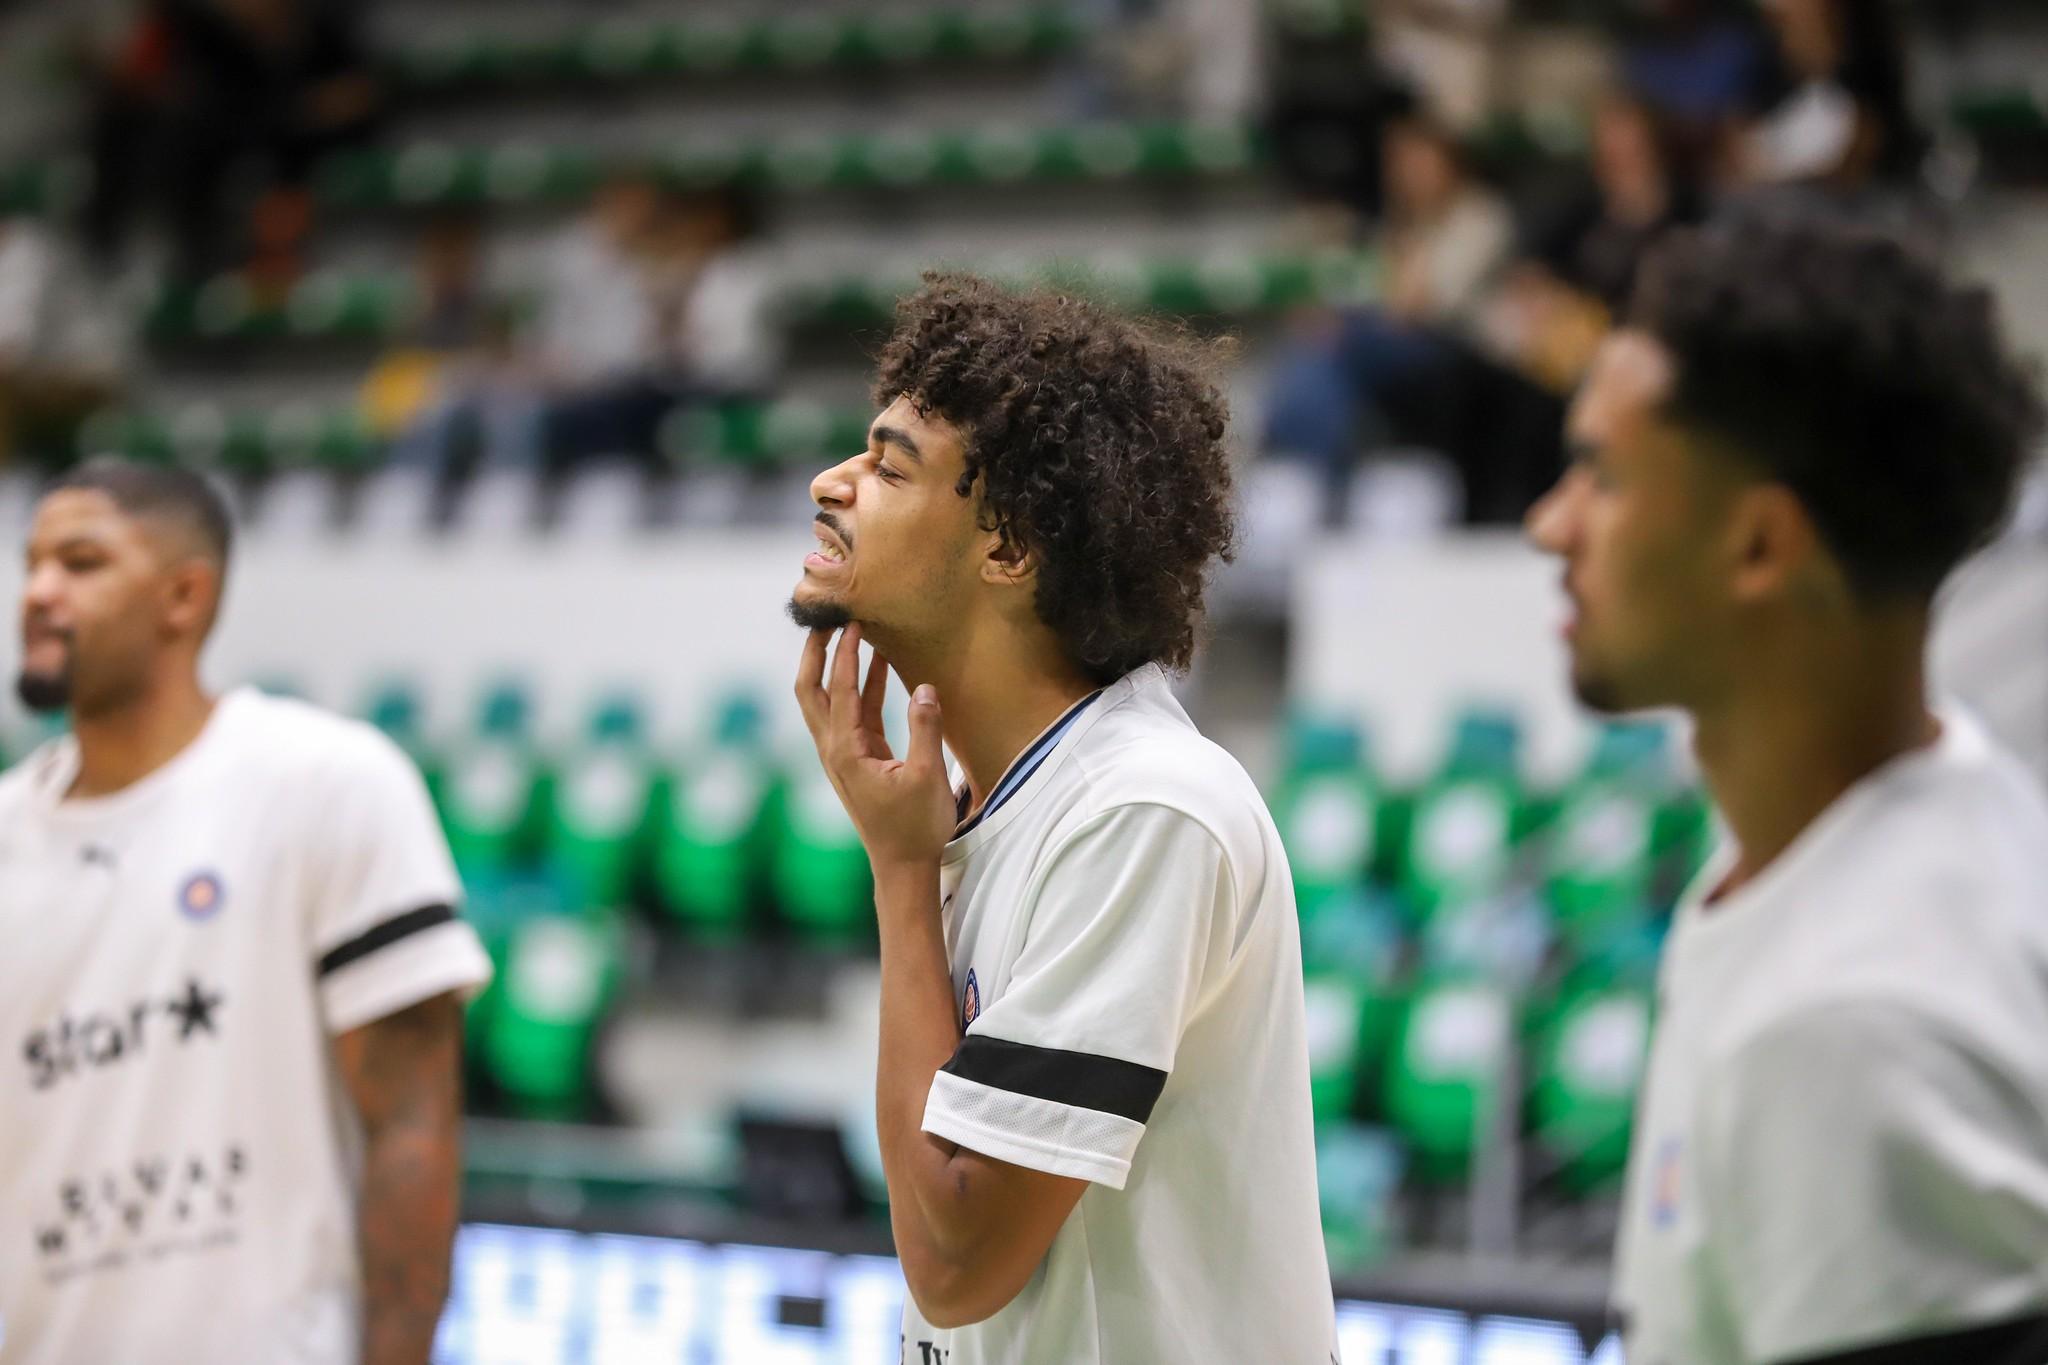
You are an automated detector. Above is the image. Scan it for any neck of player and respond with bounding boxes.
[884,618,1096,822]
[68,668,217,800]
[1690,606,1939,899]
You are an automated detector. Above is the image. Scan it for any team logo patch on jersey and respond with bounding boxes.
[177,872,225,921]
[1651,1137,1683,1228]
[962,969,980,1028]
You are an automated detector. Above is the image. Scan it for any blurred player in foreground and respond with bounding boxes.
[1529,218,2048,1364]
[789,275,1337,1363]
[0,460,491,1364]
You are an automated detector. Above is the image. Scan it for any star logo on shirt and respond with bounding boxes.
[164,978,224,1040]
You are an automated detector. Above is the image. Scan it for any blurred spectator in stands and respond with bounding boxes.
[534,179,778,477]
[1731,0,1917,193]
[83,0,383,285]
[1261,115,1512,519]
[0,212,126,469]
[1107,0,1265,121]
[1373,0,1510,134]
[1617,0,1769,179]
[1485,94,1704,395]
[1266,21,1408,218]
[370,214,544,483]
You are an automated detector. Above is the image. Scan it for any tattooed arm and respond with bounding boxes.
[334,991,467,1365]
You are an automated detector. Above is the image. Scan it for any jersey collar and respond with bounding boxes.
[952,687,1105,839]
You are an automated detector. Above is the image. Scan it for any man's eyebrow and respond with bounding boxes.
[869,424,925,464]
[42,534,112,556]
[1566,436,1601,467]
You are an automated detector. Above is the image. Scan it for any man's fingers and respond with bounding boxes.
[861,648,890,739]
[828,622,863,717]
[794,628,830,736]
[906,682,944,776]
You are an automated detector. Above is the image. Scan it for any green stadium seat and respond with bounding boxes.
[301,118,1261,213]
[77,403,380,478]
[1315,1122,1405,1270]
[361,678,442,806]
[767,749,872,945]
[1299,893,1407,1123]
[1542,723,1672,960]
[439,682,548,879]
[80,397,872,476]
[387,5,1088,92]
[1528,983,1652,1191]
[1952,88,2048,138]
[545,695,658,910]
[471,886,625,1120]
[134,244,1367,357]
[653,694,776,941]
[1273,711,1386,921]
[1396,709,1526,921]
[1382,975,1516,1182]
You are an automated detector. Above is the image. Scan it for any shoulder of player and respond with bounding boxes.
[0,745,50,809]
[1708,890,2048,1087]
[1846,749,2048,915]
[1054,730,1273,867]
[220,690,417,791]
[1070,724,1260,812]
[1702,988,2043,1123]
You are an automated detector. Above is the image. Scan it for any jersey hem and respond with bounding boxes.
[922,1082,1137,1189]
[321,923,492,1035]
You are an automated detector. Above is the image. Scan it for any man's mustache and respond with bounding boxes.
[815,511,853,552]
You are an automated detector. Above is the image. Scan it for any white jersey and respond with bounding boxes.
[0,688,492,1365]
[905,665,1337,1364]
[1615,710,2048,1365]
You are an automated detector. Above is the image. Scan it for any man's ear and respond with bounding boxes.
[161,559,223,639]
[1726,483,1832,607]
[979,528,1038,589]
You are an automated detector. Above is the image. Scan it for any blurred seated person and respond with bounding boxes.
[1484,95,1704,395]
[1618,0,1770,179]
[1372,0,1510,134]
[1729,0,1915,192]
[368,214,545,482]
[84,0,383,285]
[536,179,778,477]
[0,214,126,469]
[1261,114,1512,517]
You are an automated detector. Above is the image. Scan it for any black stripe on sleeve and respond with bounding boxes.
[1779,1313,2048,1365]
[940,1034,1167,1124]
[316,903,457,978]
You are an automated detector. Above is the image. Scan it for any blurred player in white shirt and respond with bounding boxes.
[1529,218,2048,1365]
[0,459,490,1364]
[787,275,1337,1363]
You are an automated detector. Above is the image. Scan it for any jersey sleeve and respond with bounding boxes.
[921,803,1234,1189]
[1697,999,2048,1364]
[307,729,491,1035]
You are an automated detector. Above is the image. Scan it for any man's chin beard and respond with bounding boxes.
[1570,661,1652,717]
[15,669,71,715]
[786,595,853,632]
[1572,680,1626,715]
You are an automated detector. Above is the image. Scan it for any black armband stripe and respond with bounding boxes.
[316,903,457,977]
[941,1034,1167,1123]
[1780,1312,2048,1365]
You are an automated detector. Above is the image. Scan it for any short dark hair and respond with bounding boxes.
[874,273,1238,683]
[1630,216,2042,599]
[50,457,234,571]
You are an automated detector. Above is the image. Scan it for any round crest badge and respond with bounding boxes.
[178,871,226,921]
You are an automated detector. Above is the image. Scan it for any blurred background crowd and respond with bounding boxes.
[1,1,2045,1359]
[3,0,2039,529]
